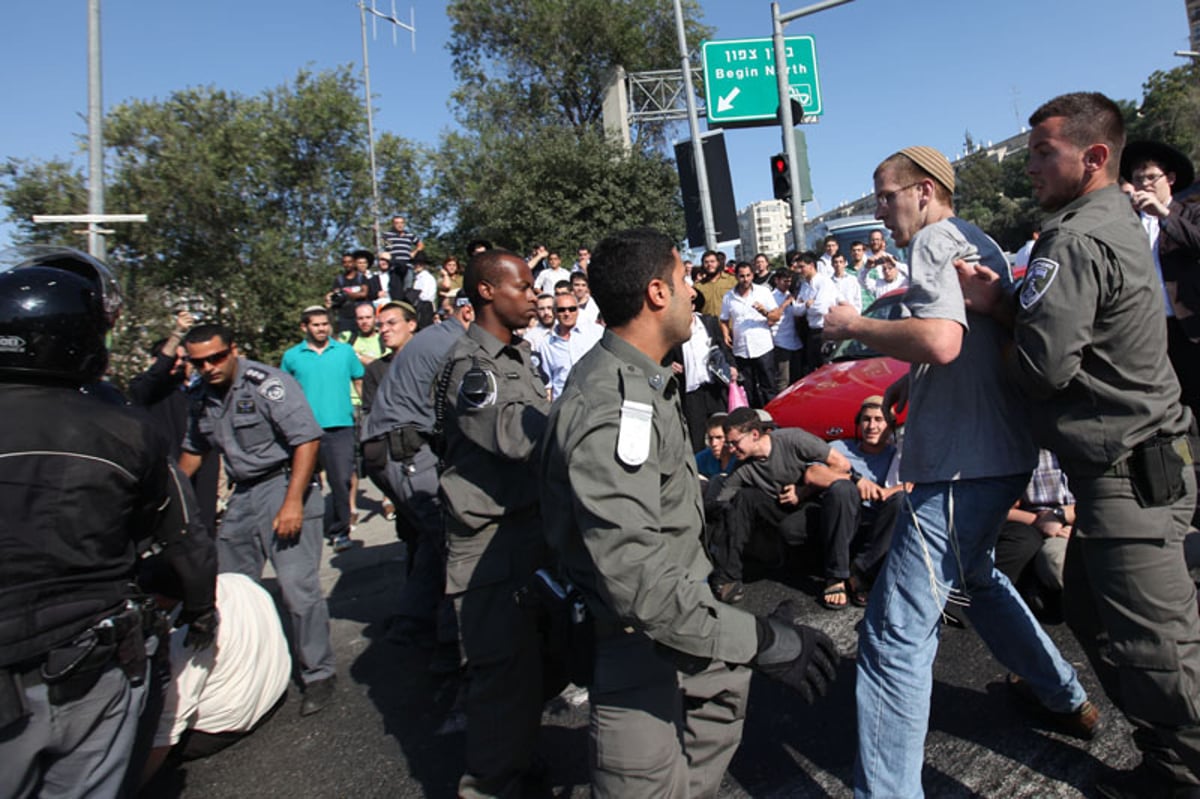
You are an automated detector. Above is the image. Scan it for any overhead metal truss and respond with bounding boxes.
[625,67,705,123]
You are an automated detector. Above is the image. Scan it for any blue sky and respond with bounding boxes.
[0,0,1190,250]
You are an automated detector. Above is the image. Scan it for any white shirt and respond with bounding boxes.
[871,272,909,298]
[682,314,717,393]
[770,288,802,351]
[796,272,839,328]
[522,323,554,350]
[534,266,573,295]
[413,269,438,303]
[831,272,863,312]
[536,321,602,399]
[720,283,777,359]
[576,296,601,327]
[155,573,292,746]
[1140,211,1174,317]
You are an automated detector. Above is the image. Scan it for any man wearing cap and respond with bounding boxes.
[825,144,1095,797]
[959,93,1200,798]
[1122,139,1200,424]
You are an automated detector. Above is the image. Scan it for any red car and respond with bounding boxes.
[766,291,909,441]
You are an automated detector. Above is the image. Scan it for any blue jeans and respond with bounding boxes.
[854,475,1087,798]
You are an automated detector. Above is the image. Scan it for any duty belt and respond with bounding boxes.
[235,465,289,489]
[1104,435,1193,477]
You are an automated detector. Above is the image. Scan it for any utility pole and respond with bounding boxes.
[357,0,415,255]
[88,0,105,260]
[673,0,716,251]
[772,0,854,251]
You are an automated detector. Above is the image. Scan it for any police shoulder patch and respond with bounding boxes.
[259,378,286,402]
[1019,257,1059,310]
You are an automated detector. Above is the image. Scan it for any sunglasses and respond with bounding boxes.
[188,348,232,367]
[555,306,578,314]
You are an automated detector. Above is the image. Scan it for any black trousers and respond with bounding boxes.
[706,490,812,583]
[817,481,903,583]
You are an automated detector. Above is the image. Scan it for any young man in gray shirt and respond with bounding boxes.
[824,146,1095,798]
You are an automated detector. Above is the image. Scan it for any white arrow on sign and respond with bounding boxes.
[716,87,740,113]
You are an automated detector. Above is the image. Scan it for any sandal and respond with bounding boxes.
[847,575,869,608]
[820,581,849,611]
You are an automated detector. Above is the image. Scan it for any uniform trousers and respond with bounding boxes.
[1064,464,1200,786]
[447,514,545,799]
[589,631,752,799]
[319,426,356,540]
[855,475,1087,798]
[217,474,336,684]
[373,444,450,641]
[0,664,146,799]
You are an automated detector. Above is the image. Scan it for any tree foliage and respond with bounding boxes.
[1126,62,1200,164]
[1,66,429,378]
[431,126,685,254]
[446,0,710,142]
[956,149,1039,252]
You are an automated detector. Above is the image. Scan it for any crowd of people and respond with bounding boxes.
[4,89,1200,799]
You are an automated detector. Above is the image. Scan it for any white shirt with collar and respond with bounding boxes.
[720,283,777,359]
[796,272,839,329]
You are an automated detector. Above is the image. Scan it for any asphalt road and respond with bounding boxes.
[158,481,1138,799]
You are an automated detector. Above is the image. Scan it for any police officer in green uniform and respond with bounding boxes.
[437,250,551,798]
[180,323,338,717]
[960,92,1200,798]
[540,228,838,798]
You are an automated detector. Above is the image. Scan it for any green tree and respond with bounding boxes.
[446,0,711,143]
[955,148,1039,252]
[1,67,430,380]
[1,158,87,247]
[1126,63,1200,164]
[432,125,685,254]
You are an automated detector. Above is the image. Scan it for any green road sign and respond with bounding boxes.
[702,36,822,126]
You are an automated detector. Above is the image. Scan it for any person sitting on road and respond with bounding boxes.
[696,413,738,483]
[802,395,905,610]
[994,449,1074,621]
[138,561,291,788]
[706,407,850,604]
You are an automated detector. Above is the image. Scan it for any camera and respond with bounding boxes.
[329,289,349,308]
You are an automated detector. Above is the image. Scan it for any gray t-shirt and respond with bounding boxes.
[717,428,830,502]
[901,217,1037,483]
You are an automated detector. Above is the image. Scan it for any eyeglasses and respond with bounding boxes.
[1132,172,1166,187]
[555,306,578,314]
[875,181,923,207]
[188,348,232,368]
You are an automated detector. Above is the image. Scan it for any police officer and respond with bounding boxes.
[179,323,338,716]
[435,250,551,797]
[961,92,1200,798]
[360,296,472,651]
[0,246,217,797]
[540,229,838,797]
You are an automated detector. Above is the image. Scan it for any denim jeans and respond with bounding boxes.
[854,475,1087,798]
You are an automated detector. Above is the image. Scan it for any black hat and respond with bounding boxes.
[1121,140,1195,193]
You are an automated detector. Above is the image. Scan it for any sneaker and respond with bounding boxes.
[383,501,397,522]
[332,534,354,553]
[712,580,745,604]
[1006,673,1101,740]
[300,675,337,717]
[1096,762,1200,799]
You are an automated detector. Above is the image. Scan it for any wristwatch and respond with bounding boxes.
[1050,506,1068,525]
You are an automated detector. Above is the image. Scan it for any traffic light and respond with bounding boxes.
[770,153,791,201]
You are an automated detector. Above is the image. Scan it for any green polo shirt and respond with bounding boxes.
[280,339,364,429]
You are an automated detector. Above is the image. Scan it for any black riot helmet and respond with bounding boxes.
[0,245,123,383]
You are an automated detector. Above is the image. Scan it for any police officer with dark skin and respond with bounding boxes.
[436,249,550,798]
[0,246,217,798]
[539,228,837,798]
[179,323,338,717]
[958,92,1200,799]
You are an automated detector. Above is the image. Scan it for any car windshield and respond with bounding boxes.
[829,293,907,362]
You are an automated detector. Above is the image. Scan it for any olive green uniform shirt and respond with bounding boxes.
[540,330,759,665]
[439,324,549,593]
[1011,184,1192,476]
